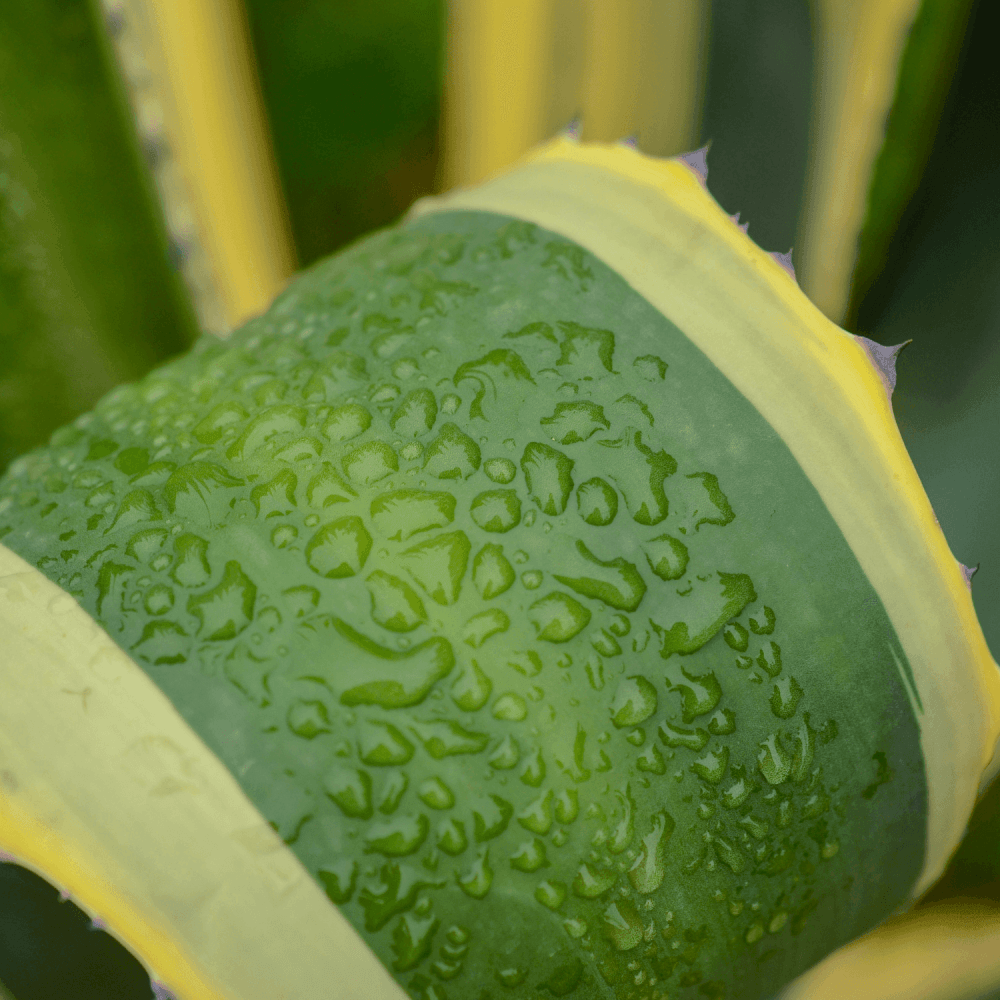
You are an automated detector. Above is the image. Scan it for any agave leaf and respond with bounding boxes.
[796,0,928,323]
[127,0,296,328]
[844,0,975,330]
[856,0,1000,898]
[0,1,198,474]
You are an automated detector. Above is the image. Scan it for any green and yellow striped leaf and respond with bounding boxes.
[1,139,997,1000]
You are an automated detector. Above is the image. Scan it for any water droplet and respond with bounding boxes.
[472,543,515,599]
[364,814,430,857]
[472,794,513,841]
[540,401,610,445]
[691,745,729,784]
[510,837,549,873]
[488,734,521,770]
[603,898,644,951]
[529,591,591,642]
[457,849,493,898]
[633,354,668,381]
[450,660,493,713]
[572,861,617,898]
[643,534,689,581]
[306,463,356,508]
[610,676,658,728]
[636,743,666,775]
[370,489,456,541]
[484,457,516,483]
[469,489,521,533]
[378,772,409,814]
[343,440,399,485]
[324,766,373,818]
[757,733,792,785]
[187,560,256,640]
[424,423,480,479]
[535,880,567,910]
[627,811,674,894]
[770,676,804,719]
[517,790,554,835]
[400,531,471,605]
[418,777,455,810]
[359,720,415,765]
[749,605,776,634]
[723,622,749,652]
[306,516,372,578]
[436,817,468,856]
[287,699,331,739]
[408,718,489,759]
[317,859,358,904]
[563,917,588,939]
[366,570,427,632]
[390,389,438,437]
[520,746,545,787]
[658,720,709,751]
[713,835,747,874]
[271,524,298,548]
[608,785,636,853]
[576,477,618,526]
[143,584,174,616]
[492,692,528,721]
[462,607,510,647]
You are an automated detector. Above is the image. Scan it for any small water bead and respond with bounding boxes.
[457,850,493,899]
[143,584,175,615]
[418,777,455,810]
[304,513,320,527]
[534,880,567,910]
[563,917,588,939]
[440,393,462,415]
[483,457,516,484]
[271,524,298,548]
[521,570,543,590]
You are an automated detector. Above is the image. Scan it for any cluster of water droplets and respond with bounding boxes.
[0,216,879,1000]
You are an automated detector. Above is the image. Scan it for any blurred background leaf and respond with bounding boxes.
[0,0,199,474]
[2,1,1000,998]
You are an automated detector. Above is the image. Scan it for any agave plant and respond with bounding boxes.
[1,2,998,1000]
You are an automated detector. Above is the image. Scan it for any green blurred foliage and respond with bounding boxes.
[0,0,198,475]
[243,0,445,267]
[698,0,813,257]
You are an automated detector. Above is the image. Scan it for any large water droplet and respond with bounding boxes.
[534,880,567,911]
[364,814,430,857]
[457,850,493,899]
[627,811,674,894]
[324,766,373,819]
[517,790,554,835]
[451,660,493,712]
[603,899,644,951]
[492,692,528,721]
[610,676,658,728]
[306,516,372,578]
[529,591,591,643]
[418,776,455,810]
[483,457,516,484]
[470,490,521,533]
[436,817,468,856]
[572,861,617,898]
[510,838,549,873]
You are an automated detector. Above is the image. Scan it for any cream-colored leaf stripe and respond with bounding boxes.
[0,543,406,1000]
[781,899,1000,1000]
[438,0,708,189]
[99,0,296,334]
[797,0,923,324]
[410,135,1000,898]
